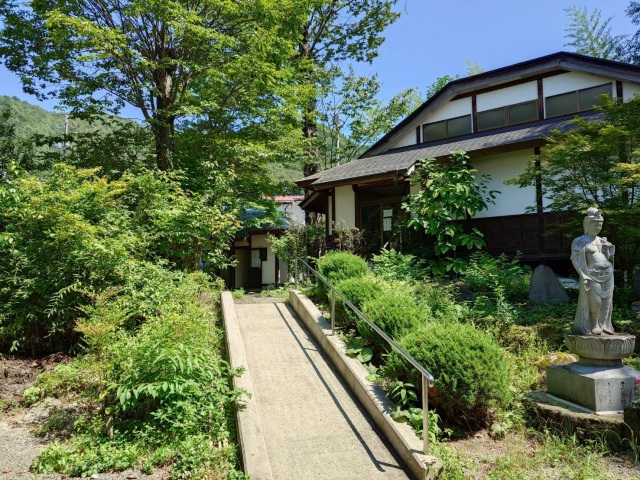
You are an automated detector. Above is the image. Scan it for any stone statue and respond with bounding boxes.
[570,207,615,335]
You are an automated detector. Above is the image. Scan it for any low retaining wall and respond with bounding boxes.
[288,290,443,480]
[221,291,273,480]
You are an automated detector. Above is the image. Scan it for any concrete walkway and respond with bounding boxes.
[234,299,412,480]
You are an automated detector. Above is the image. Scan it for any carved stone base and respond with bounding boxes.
[547,363,640,412]
[565,334,635,366]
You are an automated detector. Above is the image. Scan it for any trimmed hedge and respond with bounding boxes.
[316,251,369,301]
[334,275,384,330]
[384,322,512,429]
[360,288,427,351]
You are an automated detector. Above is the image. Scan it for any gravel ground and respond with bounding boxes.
[233,292,287,304]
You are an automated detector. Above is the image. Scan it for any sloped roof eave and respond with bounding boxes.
[301,111,605,189]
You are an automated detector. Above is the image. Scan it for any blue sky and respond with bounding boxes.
[356,0,636,103]
[0,0,636,117]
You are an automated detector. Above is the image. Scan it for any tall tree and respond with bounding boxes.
[564,5,628,61]
[0,0,310,170]
[315,67,421,169]
[298,0,400,177]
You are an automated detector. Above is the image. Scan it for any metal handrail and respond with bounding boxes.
[298,258,435,455]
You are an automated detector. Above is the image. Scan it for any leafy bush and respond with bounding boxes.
[460,253,531,302]
[372,248,426,282]
[316,251,369,301]
[32,272,246,479]
[359,288,427,351]
[334,275,384,330]
[383,322,512,429]
[0,165,237,354]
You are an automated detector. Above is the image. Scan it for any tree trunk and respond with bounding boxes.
[153,119,175,171]
[299,25,320,178]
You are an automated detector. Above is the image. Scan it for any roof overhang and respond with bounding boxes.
[299,191,328,213]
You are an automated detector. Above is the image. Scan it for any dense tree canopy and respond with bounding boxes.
[0,0,312,170]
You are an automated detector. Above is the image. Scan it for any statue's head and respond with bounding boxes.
[583,207,604,235]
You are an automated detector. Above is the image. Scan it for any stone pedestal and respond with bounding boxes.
[546,334,639,413]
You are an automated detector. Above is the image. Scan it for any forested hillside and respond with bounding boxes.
[0,95,131,139]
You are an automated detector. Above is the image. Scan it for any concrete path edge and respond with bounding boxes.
[288,290,444,480]
[221,291,273,480]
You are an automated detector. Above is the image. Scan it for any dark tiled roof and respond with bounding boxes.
[300,112,604,189]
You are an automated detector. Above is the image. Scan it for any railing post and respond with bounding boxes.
[330,288,335,335]
[422,373,429,455]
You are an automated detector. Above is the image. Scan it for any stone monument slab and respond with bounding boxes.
[547,362,638,412]
[529,265,569,305]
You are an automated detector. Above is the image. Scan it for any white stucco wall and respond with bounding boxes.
[472,149,536,218]
[623,82,640,101]
[424,97,472,123]
[334,185,356,228]
[392,130,418,149]
[542,72,613,98]
[476,81,537,111]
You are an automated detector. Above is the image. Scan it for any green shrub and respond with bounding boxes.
[383,322,512,429]
[372,248,425,282]
[360,288,427,351]
[32,271,246,479]
[316,251,369,301]
[0,166,237,354]
[413,281,468,324]
[460,253,531,302]
[334,275,384,330]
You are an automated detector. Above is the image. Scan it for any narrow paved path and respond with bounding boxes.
[234,299,411,480]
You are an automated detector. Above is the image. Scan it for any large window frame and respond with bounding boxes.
[477,100,538,131]
[545,83,612,118]
[422,114,472,142]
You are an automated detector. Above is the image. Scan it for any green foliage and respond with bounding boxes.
[231,289,245,300]
[460,253,531,303]
[268,224,308,285]
[0,165,237,353]
[345,337,373,363]
[0,0,313,170]
[402,151,498,274]
[564,6,628,61]
[334,275,384,330]
[359,288,426,351]
[384,322,512,429]
[316,251,369,300]
[32,272,246,479]
[372,248,426,282]
[315,66,422,169]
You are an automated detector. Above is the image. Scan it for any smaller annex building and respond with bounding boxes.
[220,195,304,290]
[296,52,640,269]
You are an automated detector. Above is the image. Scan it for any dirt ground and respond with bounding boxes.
[446,429,640,479]
[2,353,640,479]
[0,355,169,480]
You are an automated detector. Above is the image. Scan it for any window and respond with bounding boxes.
[477,100,537,131]
[358,184,406,256]
[545,83,611,118]
[422,115,471,142]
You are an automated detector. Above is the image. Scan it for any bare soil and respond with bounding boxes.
[447,429,640,479]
